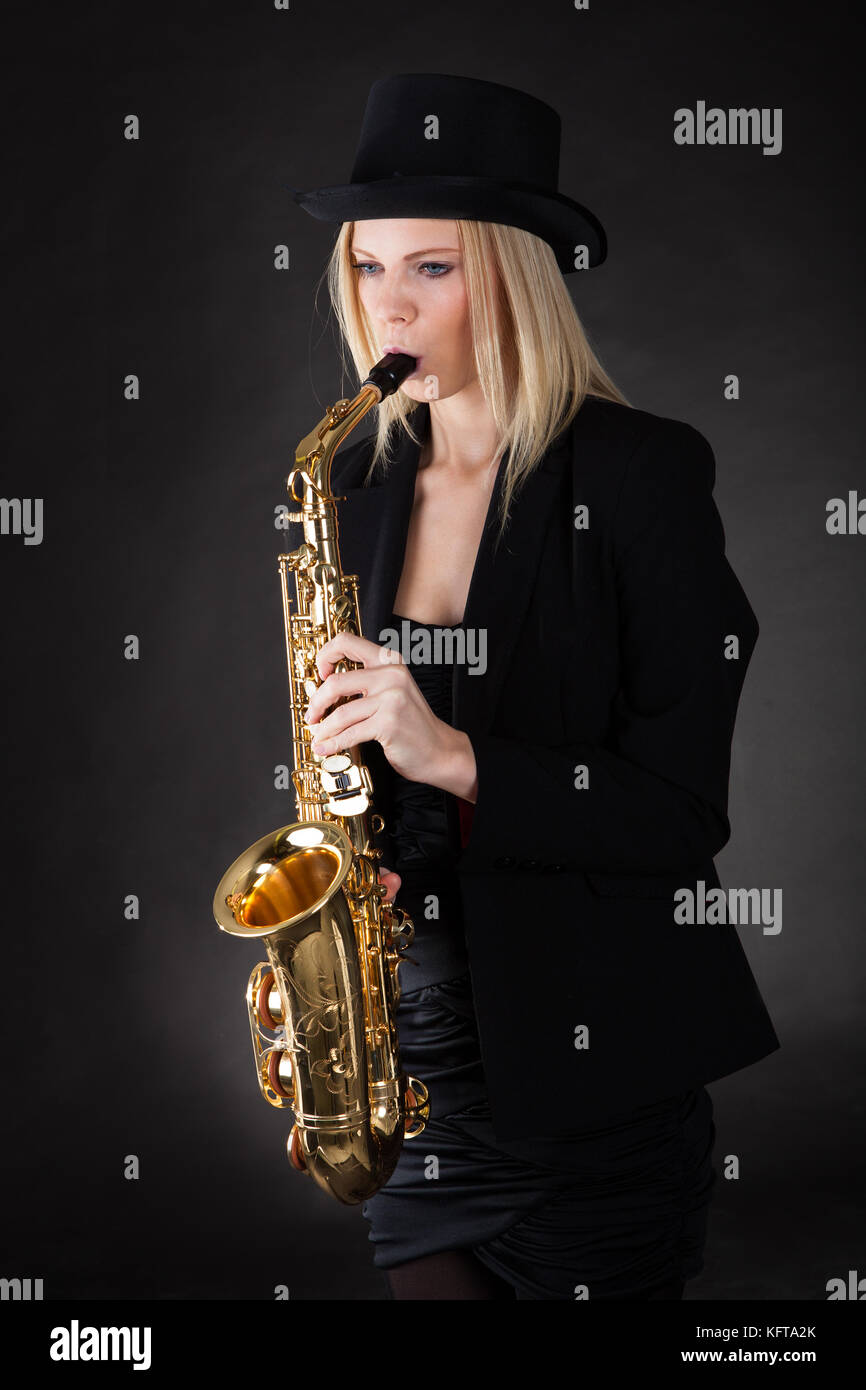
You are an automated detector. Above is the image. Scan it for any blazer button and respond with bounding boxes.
[520,859,540,871]
[494,855,517,869]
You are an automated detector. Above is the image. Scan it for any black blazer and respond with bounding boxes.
[289,395,780,1153]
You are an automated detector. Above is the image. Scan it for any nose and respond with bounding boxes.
[383,301,414,334]
[368,269,417,332]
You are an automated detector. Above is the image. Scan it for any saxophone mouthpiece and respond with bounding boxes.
[362,352,417,399]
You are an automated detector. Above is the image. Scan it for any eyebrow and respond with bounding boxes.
[350,246,461,258]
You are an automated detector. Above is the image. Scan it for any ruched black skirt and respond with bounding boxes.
[360,971,717,1300]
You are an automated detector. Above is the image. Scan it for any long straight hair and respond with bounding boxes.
[324,219,631,545]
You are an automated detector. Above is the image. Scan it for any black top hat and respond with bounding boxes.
[290,73,606,274]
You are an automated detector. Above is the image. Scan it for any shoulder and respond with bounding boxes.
[574,395,713,462]
[570,395,716,498]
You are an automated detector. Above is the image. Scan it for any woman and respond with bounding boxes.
[292,73,780,1300]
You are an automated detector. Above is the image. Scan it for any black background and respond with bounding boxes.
[1,0,863,1301]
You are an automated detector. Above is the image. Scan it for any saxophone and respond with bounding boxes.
[213,352,429,1206]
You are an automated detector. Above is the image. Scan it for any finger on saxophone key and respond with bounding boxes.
[378,866,401,904]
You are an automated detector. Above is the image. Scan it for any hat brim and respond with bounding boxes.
[288,174,606,272]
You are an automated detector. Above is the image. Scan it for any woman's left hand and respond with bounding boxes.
[303,631,475,796]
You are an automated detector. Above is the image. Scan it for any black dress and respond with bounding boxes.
[360,611,717,1300]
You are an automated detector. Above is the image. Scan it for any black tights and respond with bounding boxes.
[385,1248,685,1300]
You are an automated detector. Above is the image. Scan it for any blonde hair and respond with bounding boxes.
[323,219,631,547]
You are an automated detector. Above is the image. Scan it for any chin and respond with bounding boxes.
[400,384,433,405]
[400,375,446,405]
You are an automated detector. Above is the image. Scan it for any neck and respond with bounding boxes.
[421,381,501,476]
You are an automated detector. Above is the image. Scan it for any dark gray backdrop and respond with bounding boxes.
[2,0,862,1300]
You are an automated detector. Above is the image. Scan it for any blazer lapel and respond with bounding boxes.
[332,400,572,739]
[331,414,423,645]
[455,419,571,735]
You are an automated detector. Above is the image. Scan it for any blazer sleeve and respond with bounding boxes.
[460,418,760,874]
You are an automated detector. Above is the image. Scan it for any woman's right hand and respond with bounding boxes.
[378,865,402,904]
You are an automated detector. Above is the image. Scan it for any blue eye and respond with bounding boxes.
[350,262,453,277]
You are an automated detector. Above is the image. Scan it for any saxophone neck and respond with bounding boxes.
[291,384,380,500]
[289,352,416,502]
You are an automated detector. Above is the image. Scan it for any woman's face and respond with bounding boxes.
[349,219,476,402]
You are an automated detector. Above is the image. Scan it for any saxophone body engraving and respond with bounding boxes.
[213,354,429,1205]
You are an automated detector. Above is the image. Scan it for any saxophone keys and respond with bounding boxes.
[403,1077,430,1138]
[287,1124,308,1173]
[254,969,284,1030]
[332,595,356,629]
[266,1048,295,1101]
[388,908,415,950]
